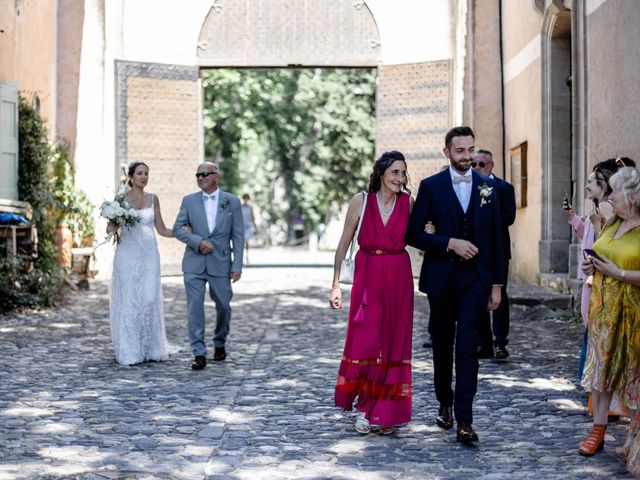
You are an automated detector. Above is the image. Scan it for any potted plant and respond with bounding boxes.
[49,142,95,269]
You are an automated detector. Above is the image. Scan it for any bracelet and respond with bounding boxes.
[620,270,626,280]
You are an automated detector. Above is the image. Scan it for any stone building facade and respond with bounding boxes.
[1,0,463,276]
[2,0,637,283]
[464,0,640,283]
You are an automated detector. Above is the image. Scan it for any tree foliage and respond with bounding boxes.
[202,68,376,240]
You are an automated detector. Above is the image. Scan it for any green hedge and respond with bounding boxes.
[0,97,66,313]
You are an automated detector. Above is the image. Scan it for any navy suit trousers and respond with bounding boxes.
[428,261,488,424]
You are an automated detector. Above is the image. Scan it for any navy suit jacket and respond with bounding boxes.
[406,169,505,296]
[492,175,516,260]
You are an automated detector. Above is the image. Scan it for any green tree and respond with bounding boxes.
[202,68,376,242]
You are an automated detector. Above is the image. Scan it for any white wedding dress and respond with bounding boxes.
[109,204,174,365]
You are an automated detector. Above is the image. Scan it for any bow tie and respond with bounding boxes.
[203,194,216,200]
[452,176,472,185]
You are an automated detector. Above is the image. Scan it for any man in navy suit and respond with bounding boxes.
[406,126,505,443]
[473,150,516,360]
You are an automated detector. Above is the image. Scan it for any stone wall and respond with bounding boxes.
[0,0,57,128]
[116,62,202,275]
[586,1,640,165]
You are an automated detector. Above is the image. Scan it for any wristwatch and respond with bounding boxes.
[620,270,626,280]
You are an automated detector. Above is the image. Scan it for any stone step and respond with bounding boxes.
[508,283,573,309]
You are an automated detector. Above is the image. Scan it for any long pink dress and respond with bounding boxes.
[335,192,414,426]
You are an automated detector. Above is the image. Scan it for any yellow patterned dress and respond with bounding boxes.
[581,218,640,410]
[623,412,640,478]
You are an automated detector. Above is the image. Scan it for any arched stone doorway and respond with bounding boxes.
[115,1,453,274]
[539,6,572,274]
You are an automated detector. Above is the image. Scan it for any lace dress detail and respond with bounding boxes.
[109,206,172,365]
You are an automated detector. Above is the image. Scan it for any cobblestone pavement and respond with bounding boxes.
[0,254,635,479]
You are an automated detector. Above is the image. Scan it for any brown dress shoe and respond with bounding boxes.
[213,346,226,361]
[435,404,454,430]
[191,355,206,370]
[456,421,479,443]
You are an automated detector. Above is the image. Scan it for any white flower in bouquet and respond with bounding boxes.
[99,196,140,243]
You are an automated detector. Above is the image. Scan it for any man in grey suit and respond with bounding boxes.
[173,162,244,370]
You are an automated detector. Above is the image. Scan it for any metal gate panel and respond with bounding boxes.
[376,60,453,275]
[197,0,380,67]
[116,61,202,275]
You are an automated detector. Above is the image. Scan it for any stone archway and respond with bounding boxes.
[539,5,572,274]
[196,0,381,67]
[114,1,454,274]
[196,0,452,274]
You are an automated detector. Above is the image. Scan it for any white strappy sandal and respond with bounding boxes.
[354,412,371,434]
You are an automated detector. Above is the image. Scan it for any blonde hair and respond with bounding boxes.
[609,166,640,213]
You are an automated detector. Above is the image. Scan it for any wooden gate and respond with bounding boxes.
[376,60,453,273]
[115,61,202,275]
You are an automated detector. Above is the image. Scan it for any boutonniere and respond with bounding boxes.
[478,183,493,207]
[220,198,230,210]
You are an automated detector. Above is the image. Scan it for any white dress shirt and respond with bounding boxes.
[449,166,472,213]
[203,190,219,233]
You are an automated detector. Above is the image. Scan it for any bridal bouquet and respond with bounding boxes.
[100,196,140,243]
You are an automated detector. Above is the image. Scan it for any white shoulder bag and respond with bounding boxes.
[339,192,368,284]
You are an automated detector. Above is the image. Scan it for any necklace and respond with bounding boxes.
[376,193,396,217]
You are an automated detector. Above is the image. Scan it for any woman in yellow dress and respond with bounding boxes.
[579,166,640,467]
[624,411,640,478]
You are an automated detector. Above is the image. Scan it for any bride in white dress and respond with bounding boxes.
[108,161,176,365]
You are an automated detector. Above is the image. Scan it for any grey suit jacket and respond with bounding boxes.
[173,189,244,276]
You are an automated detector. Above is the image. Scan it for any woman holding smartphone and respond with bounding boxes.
[565,158,635,418]
[579,165,640,466]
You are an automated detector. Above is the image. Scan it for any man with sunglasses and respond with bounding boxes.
[173,162,244,370]
[472,150,516,360]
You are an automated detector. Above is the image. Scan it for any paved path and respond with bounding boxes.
[0,258,635,479]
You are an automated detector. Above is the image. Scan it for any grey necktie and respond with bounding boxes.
[453,176,472,184]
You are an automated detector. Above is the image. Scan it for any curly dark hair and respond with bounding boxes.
[367,151,410,195]
[593,157,636,195]
[127,161,149,187]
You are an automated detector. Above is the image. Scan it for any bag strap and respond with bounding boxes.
[346,192,368,261]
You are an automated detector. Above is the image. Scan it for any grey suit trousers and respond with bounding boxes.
[184,271,232,356]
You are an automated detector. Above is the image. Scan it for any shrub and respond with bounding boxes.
[17,96,58,272]
[0,255,65,314]
[0,96,67,312]
[50,142,95,246]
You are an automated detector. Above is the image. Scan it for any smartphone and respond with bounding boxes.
[583,248,603,261]
[562,194,571,211]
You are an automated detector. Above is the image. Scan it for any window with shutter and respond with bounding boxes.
[0,81,19,200]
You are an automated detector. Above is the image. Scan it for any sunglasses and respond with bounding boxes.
[195,171,218,178]
[471,161,486,168]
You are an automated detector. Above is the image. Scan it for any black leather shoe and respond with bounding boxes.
[477,346,495,359]
[191,355,206,370]
[435,404,453,430]
[456,421,479,443]
[495,346,510,360]
[213,346,226,362]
